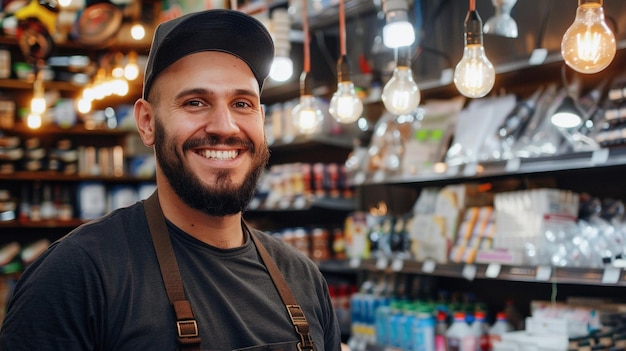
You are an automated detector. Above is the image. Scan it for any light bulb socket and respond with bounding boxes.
[337,54,352,83]
[578,0,602,6]
[465,10,484,46]
[396,46,412,68]
[383,0,409,14]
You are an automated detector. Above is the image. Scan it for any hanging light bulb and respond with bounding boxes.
[130,22,146,41]
[293,93,324,134]
[30,81,46,115]
[291,0,323,134]
[381,46,420,115]
[454,0,496,98]
[382,0,415,48]
[561,0,615,74]
[291,0,324,134]
[329,0,363,124]
[483,0,518,38]
[269,8,293,82]
[124,51,140,81]
[329,57,363,124]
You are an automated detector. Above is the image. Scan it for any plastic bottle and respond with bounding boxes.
[375,298,392,346]
[446,312,476,351]
[488,312,512,347]
[413,305,435,351]
[434,310,448,351]
[470,311,491,351]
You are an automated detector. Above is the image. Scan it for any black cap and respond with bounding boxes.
[142,9,275,99]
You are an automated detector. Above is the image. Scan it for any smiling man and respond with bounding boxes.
[0,10,342,351]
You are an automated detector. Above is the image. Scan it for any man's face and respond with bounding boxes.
[148,51,269,217]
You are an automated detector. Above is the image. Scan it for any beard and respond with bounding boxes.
[154,115,269,217]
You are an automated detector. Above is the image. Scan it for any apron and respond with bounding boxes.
[143,192,317,351]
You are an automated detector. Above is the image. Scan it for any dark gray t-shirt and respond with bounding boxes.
[0,201,341,351]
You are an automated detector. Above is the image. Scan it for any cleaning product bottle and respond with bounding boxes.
[434,310,448,351]
[470,311,490,351]
[446,312,475,351]
[489,312,512,347]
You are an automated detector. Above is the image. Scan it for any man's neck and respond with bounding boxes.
[156,188,245,249]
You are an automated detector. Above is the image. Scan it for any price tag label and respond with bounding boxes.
[376,257,388,270]
[372,170,385,183]
[505,157,521,172]
[463,162,479,177]
[485,263,502,278]
[293,196,307,209]
[446,165,459,177]
[353,171,366,185]
[591,149,610,165]
[536,265,552,281]
[349,257,361,268]
[422,259,436,273]
[391,258,404,272]
[602,266,621,284]
[462,264,477,281]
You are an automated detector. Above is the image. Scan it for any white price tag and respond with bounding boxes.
[536,265,552,281]
[376,257,388,270]
[591,149,610,165]
[505,157,521,172]
[372,170,385,183]
[446,165,459,177]
[422,259,436,273]
[391,258,404,272]
[353,171,366,185]
[349,257,361,268]
[485,263,502,278]
[462,264,477,281]
[293,196,307,209]
[463,162,479,177]
[602,266,621,284]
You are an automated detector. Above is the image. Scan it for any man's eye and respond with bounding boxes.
[185,100,204,107]
[234,101,251,108]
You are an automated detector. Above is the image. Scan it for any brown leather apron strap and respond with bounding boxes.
[143,191,316,351]
[144,192,201,351]
[248,225,316,351]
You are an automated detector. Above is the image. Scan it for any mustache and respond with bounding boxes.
[183,136,255,153]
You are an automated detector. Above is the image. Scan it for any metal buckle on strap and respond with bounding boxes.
[177,320,199,338]
[286,305,307,323]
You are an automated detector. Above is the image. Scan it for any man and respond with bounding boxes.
[0,9,342,351]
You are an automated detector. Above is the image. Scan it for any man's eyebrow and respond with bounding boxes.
[174,88,259,100]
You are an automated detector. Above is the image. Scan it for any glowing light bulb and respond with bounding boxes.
[382,0,415,48]
[124,52,139,81]
[27,113,42,129]
[292,95,324,134]
[383,21,415,48]
[382,66,420,115]
[76,97,92,114]
[130,23,145,41]
[561,0,615,74]
[30,96,46,115]
[329,81,363,124]
[454,10,495,98]
[269,56,294,82]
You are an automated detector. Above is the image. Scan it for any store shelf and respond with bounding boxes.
[247,196,356,213]
[352,146,626,187]
[0,171,153,182]
[4,124,133,137]
[351,258,626,287]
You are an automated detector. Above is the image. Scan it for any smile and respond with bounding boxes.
[196,149,239,160]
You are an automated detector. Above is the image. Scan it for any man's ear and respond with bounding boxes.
[134,98,156,147]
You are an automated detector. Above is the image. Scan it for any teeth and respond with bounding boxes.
[199,150,238,160]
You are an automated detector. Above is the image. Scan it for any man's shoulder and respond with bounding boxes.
[57,201,149,250]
